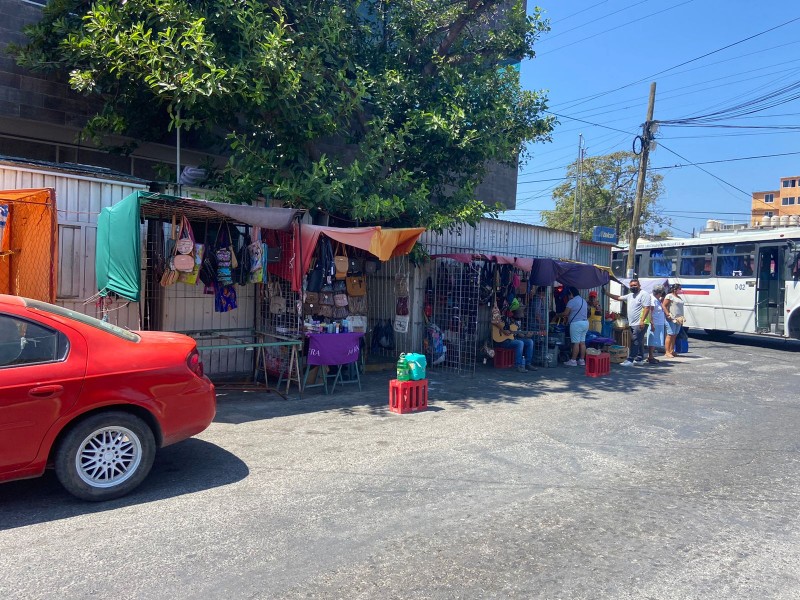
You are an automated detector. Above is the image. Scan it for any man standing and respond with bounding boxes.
[605,278,651,366]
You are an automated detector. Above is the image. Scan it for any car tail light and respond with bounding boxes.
[187,349,204,378]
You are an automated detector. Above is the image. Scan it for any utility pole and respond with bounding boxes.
[626,82,656,279]
[572,133,584,259]
[576,137,586,260]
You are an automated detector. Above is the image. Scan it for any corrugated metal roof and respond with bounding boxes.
[0,155,150,184]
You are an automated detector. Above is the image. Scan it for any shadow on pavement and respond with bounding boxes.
[0,438,249,530]
[213,356,687,424]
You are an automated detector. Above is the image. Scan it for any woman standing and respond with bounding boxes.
[561,287,589,367]
[646,286,667,363]
[662,283,685,358]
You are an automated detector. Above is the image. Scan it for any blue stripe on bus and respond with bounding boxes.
[680,284,715,289]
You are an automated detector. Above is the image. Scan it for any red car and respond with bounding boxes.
[0,294,216,501]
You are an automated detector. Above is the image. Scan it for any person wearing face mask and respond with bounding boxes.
[605,278,651,366]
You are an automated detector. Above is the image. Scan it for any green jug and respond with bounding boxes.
[396,353,411,381]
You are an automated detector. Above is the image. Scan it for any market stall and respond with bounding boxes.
[426,253,612,373]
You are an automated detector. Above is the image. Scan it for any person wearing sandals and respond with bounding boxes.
[646,286,666,364]
[560,287,589,367]
[662,283,685,358]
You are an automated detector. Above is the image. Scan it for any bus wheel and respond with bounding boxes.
[704,329,734,339]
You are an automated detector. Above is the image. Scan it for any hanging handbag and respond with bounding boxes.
[348,295,367,315]
[346,275,366,297]
[178,242,204,285]
[320,287,334,306]
[334,292,349,308]
[303,291,320,316]
[395,271,409,296]
[333,305,349,319]
[248,228,263,274]
[333,279,347,293]
[318,304,334,319]
[396,296,409,316]
[364,258,380,275]
[267,275,282,298]
[214,225,234,286]
[348,251,364,275]
[214,284,238,313]
[334,242,348,280]
[270,294,287,315]
[174,217,196,272]
[394,314,410,334]
[264,230,282,263]
[160,218,179,286]
[175,216,195,255]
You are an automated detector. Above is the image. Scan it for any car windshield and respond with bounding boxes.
[24,299,140,342]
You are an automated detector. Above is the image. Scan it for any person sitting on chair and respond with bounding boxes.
[492,316,536,374]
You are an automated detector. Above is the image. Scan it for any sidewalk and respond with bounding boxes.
[212,348,696,423]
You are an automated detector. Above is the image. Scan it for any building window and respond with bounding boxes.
[782,179,797,188]
[782,197,796,206]
[765,211,773,217]
[764,193,774,203]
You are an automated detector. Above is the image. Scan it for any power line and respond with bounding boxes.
[539,0,696,57]
[539,0,651,44]
[550,0,612,25]
[551,15,800,112]
[656,143,751,197]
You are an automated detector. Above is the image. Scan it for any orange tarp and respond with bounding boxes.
[0,188,57,302]
[289,224,426,291]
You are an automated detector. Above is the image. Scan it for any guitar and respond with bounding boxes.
[491,322,518,343]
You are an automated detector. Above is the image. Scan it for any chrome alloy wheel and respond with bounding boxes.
[75,426,143,488]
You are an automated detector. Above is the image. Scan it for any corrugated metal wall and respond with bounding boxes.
[0,164,146,330]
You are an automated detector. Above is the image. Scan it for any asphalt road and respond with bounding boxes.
[2,332,800,599]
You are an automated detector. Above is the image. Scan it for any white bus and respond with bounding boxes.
[611,227,800,339]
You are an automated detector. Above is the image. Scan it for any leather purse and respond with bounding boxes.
[334,243,348,280]
[346,275,366,297]
[334,293,349,308]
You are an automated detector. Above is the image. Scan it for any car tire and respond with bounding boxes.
[54,411,156,501]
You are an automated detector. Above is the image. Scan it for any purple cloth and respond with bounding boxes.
[530,259,610,289]
[306,332,363,366]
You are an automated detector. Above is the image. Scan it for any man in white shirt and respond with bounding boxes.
[606,278,651,365]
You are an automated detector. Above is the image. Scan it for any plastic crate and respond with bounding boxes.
[585,352,610,377]
[389,379,429,414]
[493,347,514,369]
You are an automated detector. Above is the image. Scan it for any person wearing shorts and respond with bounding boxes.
[561,286,589,367]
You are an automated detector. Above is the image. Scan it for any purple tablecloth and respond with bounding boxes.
[306,332,364,366]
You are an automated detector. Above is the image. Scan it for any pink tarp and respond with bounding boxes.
[269,223,426,291]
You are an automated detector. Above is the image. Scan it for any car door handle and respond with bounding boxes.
[28,385,64,398]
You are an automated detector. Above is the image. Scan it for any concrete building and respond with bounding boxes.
[751,175,800,227]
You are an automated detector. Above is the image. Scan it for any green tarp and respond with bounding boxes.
[96,191,141,302]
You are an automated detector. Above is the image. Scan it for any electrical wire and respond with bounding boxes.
[538,0,696,57]
[539,0,651,44]
[656,143,751,197]
[550,15,800,112]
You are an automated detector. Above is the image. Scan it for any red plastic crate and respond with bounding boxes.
[389,379,429,414]
[493,347,514,369]
[585,352,610,377]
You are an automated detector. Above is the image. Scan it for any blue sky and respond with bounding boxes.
[504,0,800,237]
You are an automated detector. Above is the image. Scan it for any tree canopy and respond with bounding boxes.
[540,151,669,241]
[14,0,554,231]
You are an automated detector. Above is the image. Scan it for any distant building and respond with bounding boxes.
[751,175,800,227]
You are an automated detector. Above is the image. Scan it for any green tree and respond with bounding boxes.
[13,0,554,231]
[540,151,669,240]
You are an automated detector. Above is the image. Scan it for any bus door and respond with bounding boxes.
[756,246,783,333]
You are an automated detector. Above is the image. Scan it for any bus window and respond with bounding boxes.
[716,244,755,277]
[648,249,676,277]
[611,253,640,278]
[679,246,712,276]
